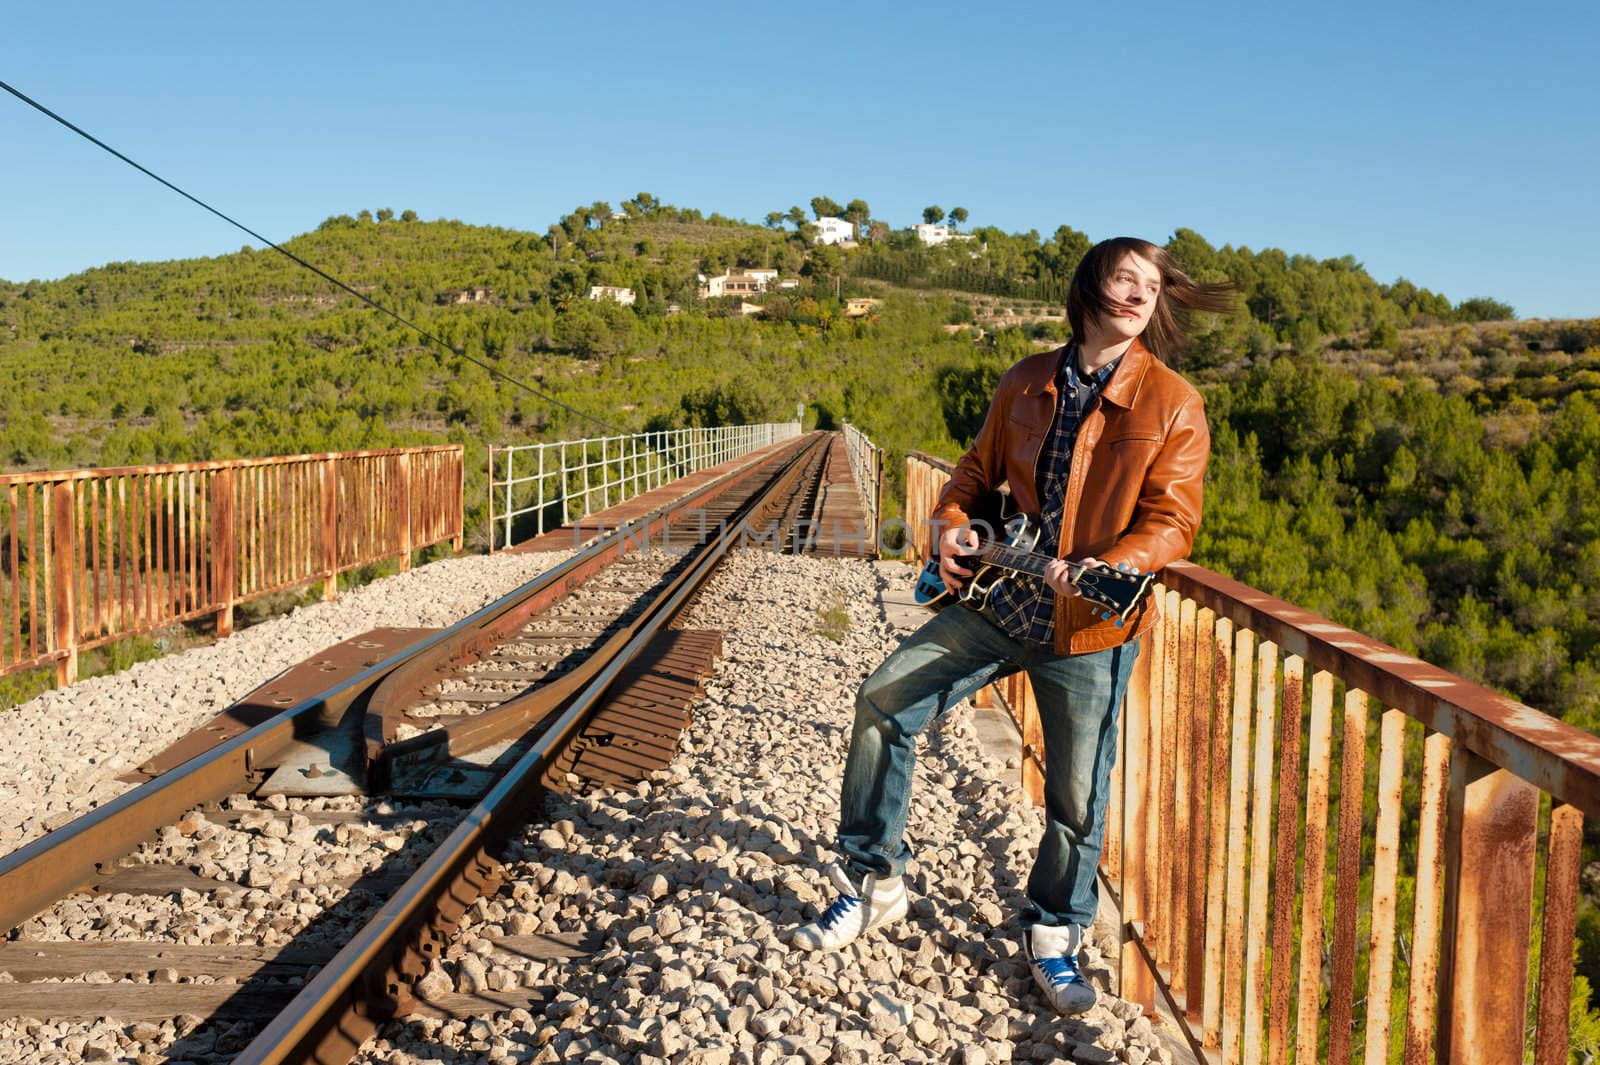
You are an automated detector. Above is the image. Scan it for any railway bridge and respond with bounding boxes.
[0,425,1591,1065]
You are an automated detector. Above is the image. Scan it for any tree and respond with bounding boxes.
[811,196,845,220]
[845,199,871,237]
[1456,296,1515,322]
[765,212,785,230]
[400,209,418,222]
[589,201,613,228]
[376,207,395,223]
[949,206,968,229]
[786,206,808,229]
[923,205,945,225]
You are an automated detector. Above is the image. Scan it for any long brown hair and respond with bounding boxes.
[1067,237,1238,365]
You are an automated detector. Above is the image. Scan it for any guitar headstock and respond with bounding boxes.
[1075,565,1155,624]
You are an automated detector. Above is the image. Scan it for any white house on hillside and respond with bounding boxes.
[813,217,855,245]
[587,285,636,306]
[913,223,976,247]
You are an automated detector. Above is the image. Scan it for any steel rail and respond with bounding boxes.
[0,436,812,935]
[231,433,832,1064]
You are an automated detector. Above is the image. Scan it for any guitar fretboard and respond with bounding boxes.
[980,542,1063,580]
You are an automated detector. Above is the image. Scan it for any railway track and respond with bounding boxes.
[0,431,837,1064]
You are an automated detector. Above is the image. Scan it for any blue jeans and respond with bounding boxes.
[837,604,1137,928]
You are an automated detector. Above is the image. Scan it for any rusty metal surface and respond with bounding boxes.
[1295,671,1335,1063]
[1266,655,1304,1065]
[1163,560,1600,817]
[1201,615,1233,1047]
[120,628,438,783]
[1184,603,1212,1020]
[1221,627,1255,1065]
[1119,635,1156,1012]
[1149,594,1170,964]
[1363,708,1406,1065]
[1327,688,1370,1065]
[1403,731,1452,1065]
[1,447,463,684]
[1242,639,1277,1065]
[1535,803,1584,1065]
[544,629,722,791]
[1439,759,1539,1065]
[1171,595,1195,1002]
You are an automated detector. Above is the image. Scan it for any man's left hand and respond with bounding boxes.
[1043,557,1140,599]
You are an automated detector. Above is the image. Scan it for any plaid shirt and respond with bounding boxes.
[989,346,1121,644]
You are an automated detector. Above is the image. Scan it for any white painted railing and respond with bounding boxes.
[841,422,884,538]
[487,423,801,549]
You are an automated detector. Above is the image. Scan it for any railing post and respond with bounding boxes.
[50,482,78,686]
[452,447,464,552]
[211,468,236,636]
[504,448,516,547]
[320,458,339,601]
[396,453,413,571]
[1120,636,1156,1011]
[1437,754,1538,1065]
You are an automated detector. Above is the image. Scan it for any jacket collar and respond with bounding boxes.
[1020,338,1154,408]
[1098,337,1153,409]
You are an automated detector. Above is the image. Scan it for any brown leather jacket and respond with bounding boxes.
[932,338,1210,654]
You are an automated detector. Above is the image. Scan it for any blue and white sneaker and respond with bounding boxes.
[791,863,908,951]
[1027,923,1096,1014]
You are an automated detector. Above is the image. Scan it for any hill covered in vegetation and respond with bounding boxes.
[2,198,1597,735]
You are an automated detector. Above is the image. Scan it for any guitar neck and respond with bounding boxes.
[978,542,1074,581]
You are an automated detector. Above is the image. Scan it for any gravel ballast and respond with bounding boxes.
[351,551,1172,1065]
[0,550,572,852]
[0,548,1175,1064]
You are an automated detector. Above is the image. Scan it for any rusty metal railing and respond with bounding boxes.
[905,451,1594,1064]
[0,447,464,686]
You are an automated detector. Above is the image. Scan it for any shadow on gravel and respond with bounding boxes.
[160,805,473,1063]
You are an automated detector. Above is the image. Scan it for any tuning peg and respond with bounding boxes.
[1115,618,1124,627]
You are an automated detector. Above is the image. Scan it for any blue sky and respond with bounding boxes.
[3,1,1596,319]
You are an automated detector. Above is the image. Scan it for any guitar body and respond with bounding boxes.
[913,511,1156,626]
[913,513,1040,611]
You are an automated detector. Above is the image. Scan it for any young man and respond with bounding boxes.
[793,237,1235,1015]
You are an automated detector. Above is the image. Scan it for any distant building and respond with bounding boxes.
[813,217,855,246]
[776,278,800,290]
[587,285,636,306]
[441,287,491,305]
[699,271,783,299]
[912,224,976,247]
[738,302,766,317]
[844,297,881,318]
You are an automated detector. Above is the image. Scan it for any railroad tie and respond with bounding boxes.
[542,628,723,793]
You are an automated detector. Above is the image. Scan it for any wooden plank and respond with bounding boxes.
[0,941,336,980]
[88,862,412,897]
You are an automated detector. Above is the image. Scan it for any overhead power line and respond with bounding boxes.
[0,78,625,435]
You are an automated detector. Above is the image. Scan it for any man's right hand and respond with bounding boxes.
[937,524,981,592]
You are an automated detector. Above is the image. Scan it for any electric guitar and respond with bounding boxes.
[913,513,1155,626]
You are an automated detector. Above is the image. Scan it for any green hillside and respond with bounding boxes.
[2,199,1598,737]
